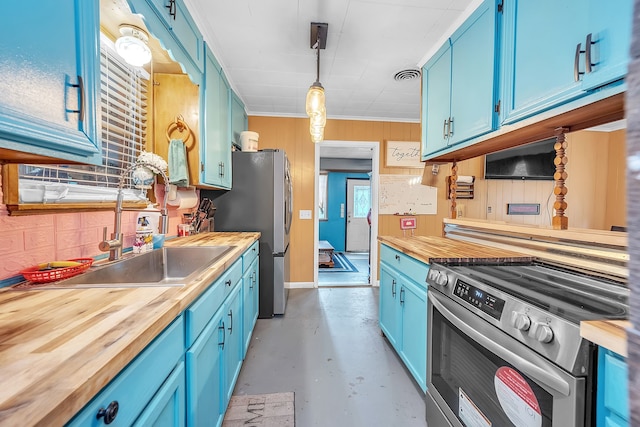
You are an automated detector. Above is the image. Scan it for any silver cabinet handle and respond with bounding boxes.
[574,43,585,81]
[585,33,595,73]
[448,117,454,137]
[442,119,448,139]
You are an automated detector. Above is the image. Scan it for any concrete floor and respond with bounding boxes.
[232,287,428,426]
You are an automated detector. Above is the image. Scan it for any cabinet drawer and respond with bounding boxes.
[243,241,259,273]
[185,259,242,347]
[603,351,629,420]
[68,315,184,426]
[380,245,429,289]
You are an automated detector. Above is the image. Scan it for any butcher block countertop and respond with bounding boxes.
[378,235,533,265]
[581,320,630,357]
[0,232,259,427]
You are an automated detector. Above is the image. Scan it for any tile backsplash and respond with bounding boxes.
[0,176,187,281]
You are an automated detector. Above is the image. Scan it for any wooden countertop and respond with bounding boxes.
[378,235,533,265]
[0,232,259,426]
[581,320,630,357]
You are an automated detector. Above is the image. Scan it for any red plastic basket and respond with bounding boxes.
[20,258,94,283]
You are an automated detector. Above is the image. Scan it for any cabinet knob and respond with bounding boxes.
[96,401,119,424]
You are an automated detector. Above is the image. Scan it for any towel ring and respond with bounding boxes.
[166,115,192,145]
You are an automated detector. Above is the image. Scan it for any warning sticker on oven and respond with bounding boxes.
[459,388,492,427]
[494,366,542,427]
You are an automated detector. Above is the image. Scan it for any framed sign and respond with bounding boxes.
[384,141,423,168]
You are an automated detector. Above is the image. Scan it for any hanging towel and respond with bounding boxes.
[168,138,189,187]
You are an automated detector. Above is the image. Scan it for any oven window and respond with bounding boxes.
[431,308,554,427]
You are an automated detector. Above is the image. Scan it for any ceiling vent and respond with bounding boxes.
[393,68,421,82]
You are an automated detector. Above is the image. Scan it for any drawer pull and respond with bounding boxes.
[96,401,119,424]
[395,254,400,261]
[225,279,232,287]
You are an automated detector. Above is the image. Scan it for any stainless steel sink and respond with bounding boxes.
[18,246,234,290]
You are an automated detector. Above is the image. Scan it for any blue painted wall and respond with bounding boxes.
[319,172,369,252]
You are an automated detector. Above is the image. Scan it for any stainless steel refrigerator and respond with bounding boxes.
[203,149,292,317]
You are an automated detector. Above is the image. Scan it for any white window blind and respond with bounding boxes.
[18,34,149,204]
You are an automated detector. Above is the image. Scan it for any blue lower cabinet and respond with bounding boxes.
[223,284,243,406]
[242,257,259,357]
[133,362,186,427]
[597,348,629,427]
[379,244,428,392]
[67,316,185,426]
[186,307,225,427]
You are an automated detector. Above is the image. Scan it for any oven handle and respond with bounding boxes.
[430,293,571,396]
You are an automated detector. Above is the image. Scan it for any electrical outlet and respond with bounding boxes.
[487,206,492,214]
[299,210,312,220]
[456,204,465,217]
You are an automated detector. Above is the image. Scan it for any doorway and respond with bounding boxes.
[314,141,380,288]
[346,178,371,252]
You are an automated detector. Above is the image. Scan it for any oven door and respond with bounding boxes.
[427,290,588,427]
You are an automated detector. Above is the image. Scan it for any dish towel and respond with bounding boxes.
[168,138,189,187]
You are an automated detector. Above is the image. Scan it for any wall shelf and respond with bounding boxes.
[446,176,475,200]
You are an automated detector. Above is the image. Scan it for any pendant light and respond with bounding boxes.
[306,23,328,143]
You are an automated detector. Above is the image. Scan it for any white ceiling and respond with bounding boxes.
[184,0,482,123]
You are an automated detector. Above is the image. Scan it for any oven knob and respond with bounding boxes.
[435,272,448,287]
[532,322,554,343]
[511,312,531,331]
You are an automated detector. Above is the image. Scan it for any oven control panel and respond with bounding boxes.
[454,280,505,319]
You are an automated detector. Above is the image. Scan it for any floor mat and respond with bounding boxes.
[222,392,295,426]
[319,252,358,272]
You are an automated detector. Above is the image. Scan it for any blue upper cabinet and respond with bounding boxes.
[202,45,232,189]
[0,1,101,164]
[128,0,204,85]
[231,92,248,147]
[582,0,633,91]
[421,0,498,160]
[500,0,632,125]
[422,43,452,158]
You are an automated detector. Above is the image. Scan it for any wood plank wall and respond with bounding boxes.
[247,116,483,282]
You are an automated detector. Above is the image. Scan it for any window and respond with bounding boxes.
[318,172,328,221]
[352,185,371,218]
[16,33,149,205]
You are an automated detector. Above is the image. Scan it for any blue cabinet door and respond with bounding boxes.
[202,45,232,189]
[379,265,400,348]
[132,0,204,80]
[223,284,243,405]
[242,257,259,357]
[231,92,248,147]
[133,362,186,427]
[500,0,587,125]
[186,308,224,427]
[0,1,101,164]
[449,0,497,145]
[582,0,633,91]
[398,280,427,392]
[597,348,629,427]
[422,43,452,159]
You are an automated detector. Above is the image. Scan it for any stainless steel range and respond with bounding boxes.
[426,260,629,427]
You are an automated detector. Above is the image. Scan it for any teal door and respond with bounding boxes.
[501,0,587,124]
[186,308,224,427]
[0,1,100,163]
[422,43,452,158]
[379,266,400,348]
[449,0,497,145]
[582,0,633,91]
[399,281,427,392]
[133,362,186,427]
[224,284,243,405]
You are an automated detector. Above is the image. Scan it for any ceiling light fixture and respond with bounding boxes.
[115,25,152,67]
[306,22,328,144]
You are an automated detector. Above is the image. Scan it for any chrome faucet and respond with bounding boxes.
[99,161,170,261]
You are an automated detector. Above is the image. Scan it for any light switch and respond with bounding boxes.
[299,210,312,220]
[340,203,345,218]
